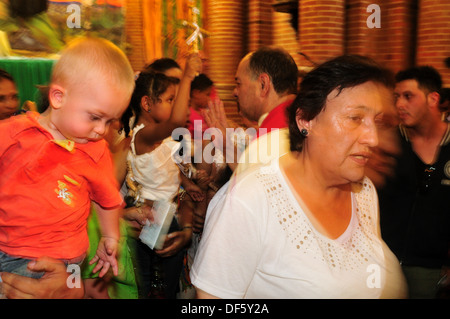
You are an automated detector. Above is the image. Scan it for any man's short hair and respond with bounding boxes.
[248,47,298,95]
[395,66,442,94]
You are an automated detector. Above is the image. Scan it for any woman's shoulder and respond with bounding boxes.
[352,176,380,228]
[228,159,281,194]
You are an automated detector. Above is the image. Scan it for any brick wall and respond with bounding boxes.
[379,0,417,73]
[272,11,302,69]
[345,0,416,74]
[298,0,345,65]
[248,0,273,52]
[124,0,450,122]
[205,0,246,124]
[416,0,450,87]
[124,0,145,71]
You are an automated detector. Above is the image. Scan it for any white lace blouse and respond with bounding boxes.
[191,158,407,299]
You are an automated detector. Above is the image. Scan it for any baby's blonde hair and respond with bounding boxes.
[51,36,135,96]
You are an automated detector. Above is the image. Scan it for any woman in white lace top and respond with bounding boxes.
[191,55,408,299]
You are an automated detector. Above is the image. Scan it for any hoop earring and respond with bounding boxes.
[300,128,308,137]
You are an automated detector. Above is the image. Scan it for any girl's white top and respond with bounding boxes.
[127,123,181,202]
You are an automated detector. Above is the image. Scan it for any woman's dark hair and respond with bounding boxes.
[287,54,394,152]
[121,71,179,137]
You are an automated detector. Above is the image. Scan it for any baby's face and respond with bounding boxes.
[53,81,130,144]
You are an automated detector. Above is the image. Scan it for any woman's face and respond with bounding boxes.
[301,81,391,185]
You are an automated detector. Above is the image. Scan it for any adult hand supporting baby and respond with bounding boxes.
[0,256,84,299]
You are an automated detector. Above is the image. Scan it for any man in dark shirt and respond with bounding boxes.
[378,66,450,299]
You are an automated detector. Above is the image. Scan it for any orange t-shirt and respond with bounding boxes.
[0,112,123,259]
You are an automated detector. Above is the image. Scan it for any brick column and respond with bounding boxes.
[205,0,245,123]
[272,5,301,69]
[416,0,450,87]
[298,0,345,65]
[124,0,145,71]
[248,0,273,52]
[346,0,378,57]
[346,0,416,74]
[380,0,416,73]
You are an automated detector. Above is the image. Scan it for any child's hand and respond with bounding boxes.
[89,237,119,278]
[184,53,202,79]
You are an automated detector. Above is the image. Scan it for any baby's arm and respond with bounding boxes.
[89,203,121,277]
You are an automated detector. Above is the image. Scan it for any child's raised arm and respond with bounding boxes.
[140,54,202,145]
[169,53,202,127]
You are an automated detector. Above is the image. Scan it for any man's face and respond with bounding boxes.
[233,57,261,122]
[0,79,19,120]
[394,79,430,128]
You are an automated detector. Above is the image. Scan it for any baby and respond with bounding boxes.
[0,37,135,280]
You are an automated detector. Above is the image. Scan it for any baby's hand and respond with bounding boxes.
[89,237,119,278]
[184,53,202,79]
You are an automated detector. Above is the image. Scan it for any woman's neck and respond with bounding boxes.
[279,152,352,239]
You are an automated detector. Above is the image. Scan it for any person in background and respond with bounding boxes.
[202,46,298,173]
[378,66,450,299]
[187,73,213,138]
[439,87,450,122]
[143,57,183,81]
[191,55,407,299]
[120,54,202,298]
[0,69,20,120]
